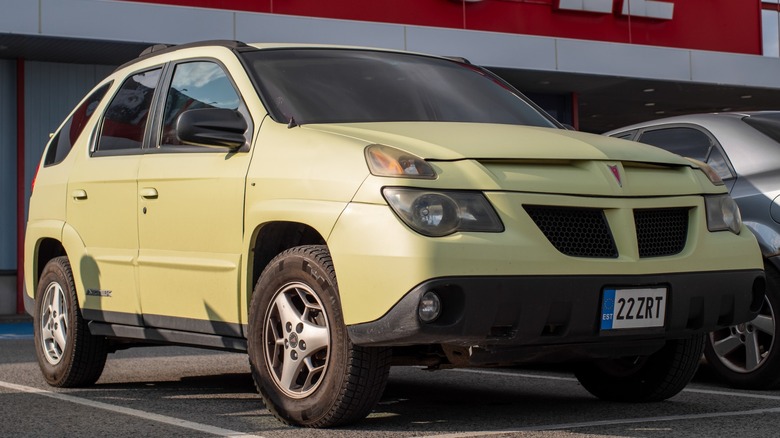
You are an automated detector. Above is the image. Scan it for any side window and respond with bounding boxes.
[44,82,112,166]
[96,68,162,152]
[637,126,734,180]
[160,61,240,146]
[637,127,710,161]
[610,130,636,140]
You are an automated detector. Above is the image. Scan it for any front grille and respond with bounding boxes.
[524,206,618,258]
[634,208,689,258]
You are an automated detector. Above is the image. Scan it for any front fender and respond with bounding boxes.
[242,198,349,320]
[744,221,780,259]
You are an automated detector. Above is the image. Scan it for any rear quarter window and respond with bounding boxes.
[636,126,734,180]
[44,82,112,166]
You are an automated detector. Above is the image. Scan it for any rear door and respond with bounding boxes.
[66,68,163,324]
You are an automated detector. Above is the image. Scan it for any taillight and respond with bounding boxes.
[31,164,40,192]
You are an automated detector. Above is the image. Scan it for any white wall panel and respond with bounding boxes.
[0,60,16,270]
[691,50,780,88]
[0,0,38,34]
[405,27,557,70]
[0,0,774,91]
[41,0,234,44]
[235,12,405,49]
[556,39,691,81]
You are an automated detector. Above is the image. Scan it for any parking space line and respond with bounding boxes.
[414,406,780,438]
[435,368,780,437]
[683,387,780,401]
[452,368,780,401]
[0,380,264,438]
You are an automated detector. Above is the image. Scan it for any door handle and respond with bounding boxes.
[139,187,158,199]
[71,189,88,200]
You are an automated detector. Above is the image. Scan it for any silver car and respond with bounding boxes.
[605,112,780,389]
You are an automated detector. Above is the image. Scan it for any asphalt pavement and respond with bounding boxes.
[7,317,780,437]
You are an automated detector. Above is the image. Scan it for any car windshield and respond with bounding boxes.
[743,113,780,144]
[241,49,558,127]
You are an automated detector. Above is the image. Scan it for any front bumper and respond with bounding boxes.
[348,269,764,360]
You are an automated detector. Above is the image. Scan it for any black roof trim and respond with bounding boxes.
[443,56,472,65]
[115,40,251,71]
[139,44,173,57]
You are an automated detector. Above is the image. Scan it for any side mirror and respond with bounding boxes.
[176,108,248,149]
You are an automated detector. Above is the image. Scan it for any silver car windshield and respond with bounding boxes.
[241,49,559,128]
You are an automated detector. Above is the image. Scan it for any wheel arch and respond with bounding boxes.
[22,236,68,316]
[24,220,71,306]
[248,221,327,300]
[35,238,67,289]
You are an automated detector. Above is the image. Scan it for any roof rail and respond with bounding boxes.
[443,56,472,65]
[139,44,173,57]
[115,40,250,71]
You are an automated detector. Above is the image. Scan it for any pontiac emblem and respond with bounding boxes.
[607,164,623,187]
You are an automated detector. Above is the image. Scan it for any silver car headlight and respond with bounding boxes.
[382,188,504,237]
[705,194,742,235]
[685,158,724,186]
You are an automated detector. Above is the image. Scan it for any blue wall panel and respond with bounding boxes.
[23,62,115,220]
[0,60,16,271]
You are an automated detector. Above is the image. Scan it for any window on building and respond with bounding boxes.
[96,68,162,152]
[160,61,240,146]
[45,82,112,166]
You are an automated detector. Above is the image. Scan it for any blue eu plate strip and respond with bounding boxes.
[601,288,616,330]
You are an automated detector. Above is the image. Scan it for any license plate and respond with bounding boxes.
[600,287,667,330]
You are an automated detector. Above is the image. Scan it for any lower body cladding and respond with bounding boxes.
[347,269,765,366]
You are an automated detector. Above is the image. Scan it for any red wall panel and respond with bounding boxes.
[119,0,761,55]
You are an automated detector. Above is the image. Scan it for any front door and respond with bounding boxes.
[136,60,252,337]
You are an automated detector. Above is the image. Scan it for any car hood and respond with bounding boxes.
[303,122,692,165]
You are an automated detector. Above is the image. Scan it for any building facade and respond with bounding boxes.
[2,0,780,314]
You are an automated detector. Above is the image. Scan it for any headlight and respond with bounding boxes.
[686,158,724,186]
[365,144,436,179]
[382,188,504,237]
[705,194,742,234]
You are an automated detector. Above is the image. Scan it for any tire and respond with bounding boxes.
[33,256,108,387]
[575,334,705,402]
[703,262,780,389]
[247,245,391,428]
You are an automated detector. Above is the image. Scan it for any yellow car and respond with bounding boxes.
[25,41,764,427]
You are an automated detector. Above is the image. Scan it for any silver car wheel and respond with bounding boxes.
[264,282,330,399]
[709,296,775,374]
[39,281,69,365]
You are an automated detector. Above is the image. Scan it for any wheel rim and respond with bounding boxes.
[39,281,69,365]
[709,295,775,374]
[264,282,331,399]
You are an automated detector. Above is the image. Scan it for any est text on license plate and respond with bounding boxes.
[601,287,667,330]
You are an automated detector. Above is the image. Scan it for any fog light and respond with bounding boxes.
[418,291,442,323]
